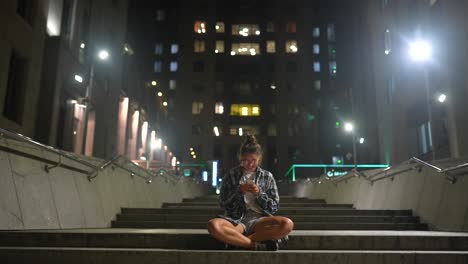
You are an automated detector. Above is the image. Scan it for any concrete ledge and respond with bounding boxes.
[1,247,467,264]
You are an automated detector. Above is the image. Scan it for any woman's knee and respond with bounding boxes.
[207,219,219,234]
[279,217,294,233]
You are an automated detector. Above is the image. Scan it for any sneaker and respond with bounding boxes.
[253,241,279,251]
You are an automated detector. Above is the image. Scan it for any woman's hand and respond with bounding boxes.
[240,183,260,194]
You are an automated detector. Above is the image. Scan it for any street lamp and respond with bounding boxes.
[344,122,357,168]
[409,40,435,160]
[82,49,110,154]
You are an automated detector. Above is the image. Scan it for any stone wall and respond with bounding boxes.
[288,158,468,231]
[0,137,212,230]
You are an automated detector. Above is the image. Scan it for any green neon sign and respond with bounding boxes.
[285,163,389,182]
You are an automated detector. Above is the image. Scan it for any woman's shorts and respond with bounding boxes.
[239,210,265,235]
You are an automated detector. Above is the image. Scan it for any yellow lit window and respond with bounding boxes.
[286,40,298,53]
[194,40,205,53]
[230,104,261,116]
[266,41,276,53]
[231,43,260,56]
[215,41,224,53]
[232,24,260,36]
[216,22,225,33]
[194,21,207,34]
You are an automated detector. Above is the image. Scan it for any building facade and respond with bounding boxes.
[128,0,371,180]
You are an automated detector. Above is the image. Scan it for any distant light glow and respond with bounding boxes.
[193,155,197,159]
[409,40,432,62]
[191,151,195,155]
[239,127,243,136]
[151,81,157,86]
[255,30,260,35]
[252,107,259,115]
[231,51,236,56]
[203,171,208,182]
[212,161,218,187]
[157,92,163,97]
[98,50,110,60]
[163,101,168,106]
[215,49,219,53]
[214,126,220,137]
[74,75,83,83]
[359,137,365,144]
[190,147,194,151]
[344,122,354,132]
[241,107,249,116]
[80,43,85,49]
[171,157,177,167]
[140,156,147,161]
[270,84,276,90]
[438,94,447,103]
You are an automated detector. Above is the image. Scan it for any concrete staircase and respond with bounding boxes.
[1,196,468,263]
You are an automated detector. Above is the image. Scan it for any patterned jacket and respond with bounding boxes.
[218,165,279,223]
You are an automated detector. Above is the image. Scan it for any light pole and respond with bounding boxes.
[344,122,357,169]
[409,40,435,160]
[82,49,110,155]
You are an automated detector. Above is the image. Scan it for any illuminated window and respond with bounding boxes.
[170,61,178,72]
[286,22,297,33]
[285,40,298,53]
[230,104,261,116]
[417,121,433,155]
[329,61,337,77]
[192,102,204,114]
[268,124,277,136]
[215,102,224,114]
[155,43,163,54]
[216,22,225,33]
[328,45,337,59]
[314,80,321,91]
[327,24,336,42]
[313,61,321,72]
[232,24,260,36]
[169,80,176,90]
[194,21,207,34]
[313,44,320,54]
[154,61,162,72]
[312,27,320,37]
[384,29,391,55]
[267,41,276,53]
[215,41,225,53]
[230,126,260,136]
[194,40,205,53]
[266,22,275,32]
[171,44,179,54]
[156,10,165,21]
[231,43,260,56]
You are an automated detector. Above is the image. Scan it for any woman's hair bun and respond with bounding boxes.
[244,134,257,145]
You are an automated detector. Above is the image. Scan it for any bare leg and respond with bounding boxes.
[207,218,255,249]
[248,216,294,242]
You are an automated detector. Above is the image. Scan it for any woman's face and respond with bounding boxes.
[241,153,261,172]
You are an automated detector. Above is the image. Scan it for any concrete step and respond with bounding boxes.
[1,230,467,250]
[111,221,428,230]
[1,247,467,264]
[183,198,326,203]
[162,203,353,208]
[120,208,413,216]
[116,214,420,223]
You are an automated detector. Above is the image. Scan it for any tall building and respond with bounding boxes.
[128,0,369,179]
[355,0,468,165]
[0,0,162,161]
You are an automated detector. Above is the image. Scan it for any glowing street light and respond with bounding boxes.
[409,40,432,62]
[74,74,83,83]
[151,81,157,86]
[438,93,447,103]
[344,122,354,132]
[98,50,110,60]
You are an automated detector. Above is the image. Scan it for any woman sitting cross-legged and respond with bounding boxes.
[207,135,294,251]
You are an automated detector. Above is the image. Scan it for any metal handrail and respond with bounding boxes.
[0,128,99,171]
[0,128,181,184]
[328,156,468,185]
